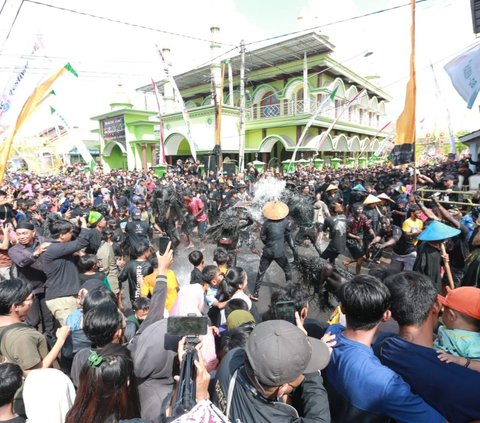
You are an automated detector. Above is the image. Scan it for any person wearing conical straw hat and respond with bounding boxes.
[323,183,342,209]
[416,195,469,290]
[348,183,367,215]
[413,219,461,294]
[251,201,296,302]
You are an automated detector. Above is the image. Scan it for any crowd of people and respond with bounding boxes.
[0,153,479,422]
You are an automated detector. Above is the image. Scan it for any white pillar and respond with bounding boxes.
[210,26,222,106]
[303,52,309,113]
[228,61,234,106]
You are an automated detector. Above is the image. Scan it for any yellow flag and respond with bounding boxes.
[0,65,70,183]
[391,0,416,165]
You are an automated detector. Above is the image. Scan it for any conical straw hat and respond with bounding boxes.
[417,221,461,241]
[377,193,394,203]
[263,201,289,220]
[363,194,382,205]
[353,184,366,192]
[325,184,338,192]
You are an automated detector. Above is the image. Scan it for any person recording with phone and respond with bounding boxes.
[269,283,330,340]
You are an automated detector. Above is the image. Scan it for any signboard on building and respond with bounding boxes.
[101,115,126,148]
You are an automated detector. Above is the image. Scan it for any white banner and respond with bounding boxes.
[444,43,480,109]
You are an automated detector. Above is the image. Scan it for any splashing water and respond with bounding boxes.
[248,177,286,222]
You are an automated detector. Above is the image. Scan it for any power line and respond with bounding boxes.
[0,0,24,54]
[22,0,236,47]
[244,0,428,47]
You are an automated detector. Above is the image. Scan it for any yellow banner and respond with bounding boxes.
[391,0,416,165]
[0,66,68,183]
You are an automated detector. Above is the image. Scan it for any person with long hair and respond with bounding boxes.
[65,343,141,423]
[224,266,252,310]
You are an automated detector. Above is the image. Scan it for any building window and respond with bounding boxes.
[260,91,280,117]
[335,100,341,118]
[293,88,304,114]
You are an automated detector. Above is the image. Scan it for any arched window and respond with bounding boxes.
[260,91,280,117]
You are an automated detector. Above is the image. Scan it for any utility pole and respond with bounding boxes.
[214,62,225,172]
[238,40,246,173]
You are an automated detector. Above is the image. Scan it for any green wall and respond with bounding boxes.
[104,144,126,169]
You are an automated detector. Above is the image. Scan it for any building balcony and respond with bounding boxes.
[246,99,387,131]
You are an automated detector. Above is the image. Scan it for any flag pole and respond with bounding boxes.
[391,0,416,177]
[411,0,417,192]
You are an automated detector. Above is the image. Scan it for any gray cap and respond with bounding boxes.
[245,320,330,386]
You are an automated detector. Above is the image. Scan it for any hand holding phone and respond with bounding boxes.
[274,301,296,325]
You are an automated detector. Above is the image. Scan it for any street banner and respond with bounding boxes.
[445,43,480,109]
[289,85,337,167]
[151,78,166,165]
[391,0,416,165]
[0,63,77,183]
[0,36,43,123]
[50,106,95,169]
[316,88,367,152]
[156,46,197,161]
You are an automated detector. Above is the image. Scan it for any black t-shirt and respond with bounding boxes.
[190,268,203,285]
[323,215,347,253]
[447,224,469,269]
[125,220,151,247]
[393,226,416,255]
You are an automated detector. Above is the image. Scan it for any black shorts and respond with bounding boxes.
[347,240,364,260]
[321,247,339,262]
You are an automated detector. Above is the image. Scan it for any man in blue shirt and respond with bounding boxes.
[377,271,480,423]
[325,274,444,423]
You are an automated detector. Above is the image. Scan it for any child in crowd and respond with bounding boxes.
[436,286,480,372]
[224,266,252,310]
[77,254,111,291]
[125,297,150,342]
[188,250,204,285]
[203,264,228,326]
[140,256,178,313]
[213,247,230,275]
[0,363,25,423]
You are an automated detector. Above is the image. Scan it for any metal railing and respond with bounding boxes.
[247,99,385,129]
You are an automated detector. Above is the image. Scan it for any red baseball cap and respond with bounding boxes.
[438,287,480,320]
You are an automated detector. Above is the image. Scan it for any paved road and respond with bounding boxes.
[169,235,335,323]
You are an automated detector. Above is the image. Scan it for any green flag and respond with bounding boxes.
[50,90,56,96]
[329,86,338,101]
[64,63,78,78]
[50,106,56,114]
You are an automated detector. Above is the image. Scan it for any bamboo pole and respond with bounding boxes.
[440,243,455,290]
[417,188,478,195]
[417,197,478,207]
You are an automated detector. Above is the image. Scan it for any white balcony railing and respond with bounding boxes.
[247,99,385,130]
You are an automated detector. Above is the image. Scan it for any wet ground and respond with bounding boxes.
[168,231,389,324]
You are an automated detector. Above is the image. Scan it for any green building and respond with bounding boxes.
[95,31,391,172]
